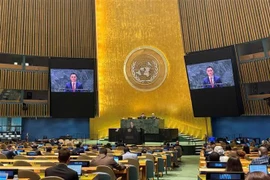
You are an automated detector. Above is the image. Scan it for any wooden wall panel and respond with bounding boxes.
[179,0,270,53]
[179,0,270,116]
[0,0,96,58]
[0,68,48,90]
[0,103,49,117]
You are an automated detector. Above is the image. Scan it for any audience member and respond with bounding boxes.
[4,145,16,159]
[72,142,84,155]
[251,147,269,165]
[243,144,250,154]
[91,145,99,153]
[45,147,53,153]
[91,148,126,170]
[226,156,243,172]
[213,145,224,156]
[225,144,232,151]
[122,147,138,160]
[245,172,270,180]
[220,151,230,162]
[237,150,246,159]
[45,148,78,180]
[208,152,220,161]
[138,113,146,119]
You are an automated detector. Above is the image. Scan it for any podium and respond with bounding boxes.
[109,128,145,145]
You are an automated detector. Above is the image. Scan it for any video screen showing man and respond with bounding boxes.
[186,59,235,90]
[50,69,94,93]
[203,66,222,88]
[65,73,83,92]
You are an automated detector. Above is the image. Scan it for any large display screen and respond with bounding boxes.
[50,69,94,93]
[185,46,243,117]
[49,58,97,118]
[186,59,235,90]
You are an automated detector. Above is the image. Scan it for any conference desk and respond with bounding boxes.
[0,159,60,163]
[0,166,127,180]
[198,167,270,174]
[199,159,251,168]
[23,155,97,159]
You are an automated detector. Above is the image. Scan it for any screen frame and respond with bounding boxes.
[49,57,98,118]
[184,46,244,117]
[249,164,268,174]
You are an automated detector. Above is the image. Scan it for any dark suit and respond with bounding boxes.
[45,163,78,180]
[203,76,222,88]
[90,154,125,170]
[65,82,83,92]
[5,151,16,159]
[72,147,85,155]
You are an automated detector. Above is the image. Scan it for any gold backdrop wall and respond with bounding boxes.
[92,0,212,139]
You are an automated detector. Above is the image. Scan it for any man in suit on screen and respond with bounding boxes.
[203,66,222,88]
[65,73,83,92]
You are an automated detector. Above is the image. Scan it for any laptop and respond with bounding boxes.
[67,165,82,176]
[0,173,7,180]
[249,164,268,174]
[113,156,119,163]
[206,172,245,180]
[206,161,227,168]
[69,160,90,167]
[0,170,18,179]
[27,151,37,156]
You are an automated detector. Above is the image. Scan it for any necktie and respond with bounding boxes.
[72,83,75,92]
[210,78,214,88]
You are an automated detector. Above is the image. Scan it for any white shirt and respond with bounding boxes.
[209,77,214,84]
[72,82,76,89]
[122,152,138,160]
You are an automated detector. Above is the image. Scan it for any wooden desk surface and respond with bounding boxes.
[199,167,253,174]
[39,172,97,180]
[0,159,60,163]
[23,155,97,159]
[0,166,127,174]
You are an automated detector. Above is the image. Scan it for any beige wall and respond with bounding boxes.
[92,0,211,140]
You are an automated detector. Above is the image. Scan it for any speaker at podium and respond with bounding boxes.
[109,128,145,145]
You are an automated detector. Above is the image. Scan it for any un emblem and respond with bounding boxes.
[124,46,168,91]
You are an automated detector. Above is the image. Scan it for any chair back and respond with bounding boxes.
[157,157,164,173]
[128,165,138,180]
[41,176,64,180]
[96,165,117,180]
[145,154,155,162]
[172,151,178,163]
[92,172,112,180]
[14,155,28,160]
[166,154,171,168]
[127,159,139,179]
[13,160,32,166]
[0,154,7,159]
[0,162,3,166]
[18,169,40,180]
[145,159,154,179]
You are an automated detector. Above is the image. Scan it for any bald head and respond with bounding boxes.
[259,146,268,156]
